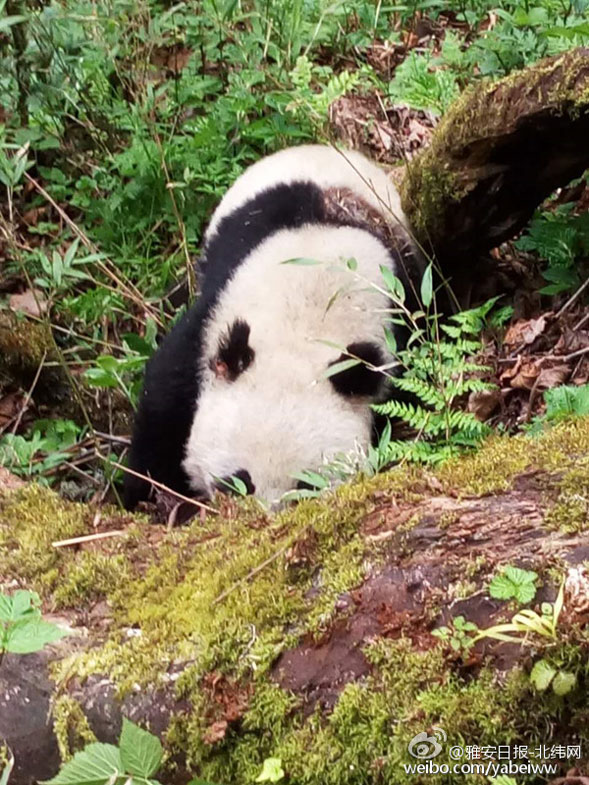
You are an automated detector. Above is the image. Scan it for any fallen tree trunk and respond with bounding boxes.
[401,47,589,287]
[2,419,589,784]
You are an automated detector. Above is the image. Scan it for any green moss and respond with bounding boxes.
[52,552,130,608]
[401,48,589,245]
[0,484,134,607]
[544,458,589,533]
[436,433,530,495]
[52,695,97,762]
[437,417,589,496]
[187,636,589,785]
[5,417,589,783]
[0,312,54,376]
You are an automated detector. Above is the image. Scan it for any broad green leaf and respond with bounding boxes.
[5,618,69,653]
[84,369,118,388]
[42,743,123,785]
[119,718,162,779]
[530,659,556,692]
[420,263,433,308]
[383,326,397,355]
[543,23,589,38]
[64,239,80,267]
[504,566,538,586]
[292,470,329,490]
[552,670,577,696]
[95,355,120,373]
[255,757,285,783]
[380,265,405,303]
[122,334,154,356]
[0,15,26,33]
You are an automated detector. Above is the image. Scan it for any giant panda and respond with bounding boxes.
[124,145,421,510]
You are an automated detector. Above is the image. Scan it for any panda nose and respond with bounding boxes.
[217,469,256,496]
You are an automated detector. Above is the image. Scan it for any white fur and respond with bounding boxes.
[205,144,407,241]
[183,224,396,503]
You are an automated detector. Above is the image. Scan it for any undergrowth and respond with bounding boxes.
[0,0,588,494]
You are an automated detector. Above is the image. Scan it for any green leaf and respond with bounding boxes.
[119,718,162,779]
[530,659,556,692]
[420,263,433,308]
[489,566,537,604]
[255,757,285,783]
[122,333,155,357]
[543,22,589,39]
[5,618,68,653]
[41,743,124,785]
[383,326,397,355]
[322,358,361,379]
[0,589,39,623]
[280,257,321,266]
[0,748,14,785]
[552,670,577,696]
[380,265,405,303]
[292,470,330,490]
[84,369,118,388]
[0,15,26,33]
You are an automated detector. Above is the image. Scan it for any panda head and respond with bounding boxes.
[182,225,393,505]
[182,318,385,504]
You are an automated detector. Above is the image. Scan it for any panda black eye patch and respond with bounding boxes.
[213,318,255,381]
[328,341,384,397]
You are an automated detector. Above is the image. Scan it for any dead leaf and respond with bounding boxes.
[549,768,589,785]
[508,359,540,390]
[535,363,570,389]
[22,206,46,226]
[9,289,48,318]
[0,392,23,428]
[554,329,589,355]
[203,720,228,745]
[0,467,25,491]
[565,566,589,616]
[467,389,502,420]
[504,314,551,347]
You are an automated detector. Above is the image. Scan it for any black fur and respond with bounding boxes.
[328,341,384,397]
[215,319,255,381]
[124,179,414,510]
[125,182,328,509]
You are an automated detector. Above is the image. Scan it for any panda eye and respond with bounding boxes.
[328,341,384,397]
[212,318,255,381]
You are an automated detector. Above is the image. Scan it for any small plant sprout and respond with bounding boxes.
[475,580,565,645]
[431,615,478,653]
[255,757,285,783]
[43,718,163,785]
[215,474,250,497]
[489,566,538,605]
[0,747,14,785]
[529,659,577,696]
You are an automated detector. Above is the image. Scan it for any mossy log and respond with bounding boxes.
[401,47,589,286]
[2,419,589,784]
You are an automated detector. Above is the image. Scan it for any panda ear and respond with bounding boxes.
[328,341,384,397]
[213,319,255,381]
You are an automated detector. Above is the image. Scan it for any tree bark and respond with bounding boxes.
[400,47,589,287]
